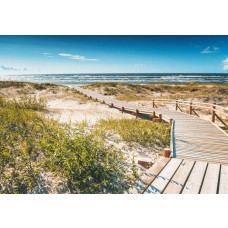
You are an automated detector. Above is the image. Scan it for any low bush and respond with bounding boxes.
[0,97,131,194]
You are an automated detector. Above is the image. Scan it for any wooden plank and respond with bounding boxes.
[144,158,182,194]
[219,165,228,194]
[164,160,195,194]
[127,157,171,194]
[200,163,220,194]
[182,161,207,194]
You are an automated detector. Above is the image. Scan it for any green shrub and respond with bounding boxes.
[0,81,26,88]
[0,98,131,194]
[0,96,47,111]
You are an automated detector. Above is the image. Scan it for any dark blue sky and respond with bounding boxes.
[0,35,228,74]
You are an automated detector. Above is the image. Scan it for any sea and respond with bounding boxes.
[0,73,228,85]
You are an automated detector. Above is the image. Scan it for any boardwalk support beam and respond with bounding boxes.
[215,113,227,126]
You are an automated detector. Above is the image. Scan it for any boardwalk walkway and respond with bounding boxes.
[74,86,228,165]
[127,157,228,194]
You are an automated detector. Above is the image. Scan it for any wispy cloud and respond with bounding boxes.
[200,46,219,54]
[0,65,27,71]
[222,58,228,70]
[58,53,98,61]
[43,53,51,55]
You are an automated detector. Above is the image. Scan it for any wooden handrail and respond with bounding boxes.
[152,99,228,126]
[150,99,228,112]
[76,87,227,126]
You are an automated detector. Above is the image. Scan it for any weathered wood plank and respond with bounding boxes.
[164,160,195,194]
[200,163,220,194]
[127,157,171,194]
[144,158,182,194]
[182,161,207,194]
[219,165,228,194]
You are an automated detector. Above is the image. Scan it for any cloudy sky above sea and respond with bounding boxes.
[0,35,228,74]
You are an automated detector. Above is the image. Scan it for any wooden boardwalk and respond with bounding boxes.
[74,86,228,165]
[127,157,228,194]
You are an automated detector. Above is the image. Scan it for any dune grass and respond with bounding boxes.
[0,96,47,111]
[97,118,171,148]
[0,96,132,194]
[84,82,228,104]
[0,81,26,88]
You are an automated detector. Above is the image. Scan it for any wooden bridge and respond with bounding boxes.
[73,86,228,193]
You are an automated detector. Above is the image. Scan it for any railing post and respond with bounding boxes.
[176,99,178,111]
[152,100,155,108]
[136,109,139,118]
[152,111,155,118]
[159,114,162,122]
[163,148,171,158]
[150,111,156,120]
[212,103,216,122]
[169,118,173,124]
[189,102,193,115]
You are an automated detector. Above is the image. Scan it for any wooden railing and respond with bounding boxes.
[152,99,228,127]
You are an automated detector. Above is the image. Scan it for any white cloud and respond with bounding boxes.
[43,53,51,55]
[0,65,27,71]
[222,58,228,70]
[58,53,98,61]
[213,46,219,51]
[200,46,219,54]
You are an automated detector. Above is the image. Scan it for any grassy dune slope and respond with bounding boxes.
[84,82,228,105]
[0,82,171,193]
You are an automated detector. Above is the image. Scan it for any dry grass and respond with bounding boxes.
[84,82,228,105]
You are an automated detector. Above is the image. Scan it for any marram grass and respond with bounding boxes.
[0,96,133,194]
[0,95,170,194]
[97,118,171,148]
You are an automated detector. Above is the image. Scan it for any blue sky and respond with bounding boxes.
[0,35,228,74]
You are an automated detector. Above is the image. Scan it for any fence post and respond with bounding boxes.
[136,109,139,118]
[163,148,171,158]
[176,99,178,111]
[189,102,193,115]
[152,100,155,108]
[212,103,216,123]
[159,114,162,122]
